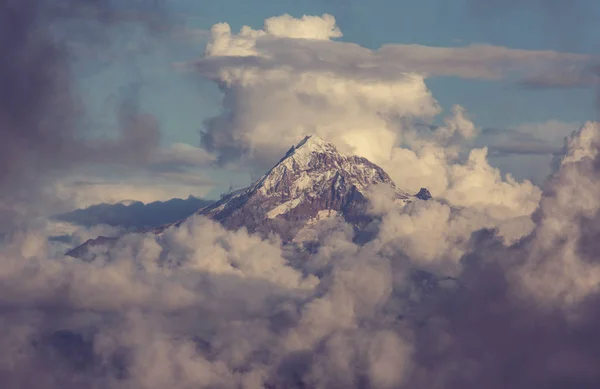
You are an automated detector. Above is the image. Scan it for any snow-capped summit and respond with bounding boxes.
[191,135,413,241]
[282,135,339,163]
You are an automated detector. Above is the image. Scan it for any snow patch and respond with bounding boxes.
[306,209,341,225]
[267,198,302,219]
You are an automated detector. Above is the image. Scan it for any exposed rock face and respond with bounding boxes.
[416,187,432,201]
[67,136,429,258]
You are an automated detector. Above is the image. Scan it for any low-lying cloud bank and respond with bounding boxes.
[3,10,600,389]
[2,121,600,388]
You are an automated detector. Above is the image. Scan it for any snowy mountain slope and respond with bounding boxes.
[186,135,413,240]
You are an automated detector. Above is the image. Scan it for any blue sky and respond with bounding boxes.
[72,0,600,201]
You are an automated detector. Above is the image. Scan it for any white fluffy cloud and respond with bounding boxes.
[197,14,451,167]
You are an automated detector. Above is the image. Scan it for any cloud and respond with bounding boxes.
[559,121,600,165]
[0,128,600,388]
[364,122,600,387]
[379,142,542,231]
[477,120,581,157]
[466,0,600,91]
[0,0,220,226]
[517,66,600,89]
[468,121,583,184]
[194,14,441,168]
[0,0,177,232]
[182,14,594,84]
[44,138,217,212]
[150,142,217,172]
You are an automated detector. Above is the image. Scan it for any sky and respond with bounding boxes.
[66,0,600,206]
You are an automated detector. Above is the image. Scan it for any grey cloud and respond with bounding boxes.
[149,143,217,173]
[487,143,561,156]
[188,37,595,85]
[407,250,600,388]
[0,0,173,231]
[517,66,600,89]
[467,0,600,110]
[476,123,579,157]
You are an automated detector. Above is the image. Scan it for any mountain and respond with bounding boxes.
[415,188,432,201]
[67,136,429,258]
[183,136,413,239]
[55,196,215,230]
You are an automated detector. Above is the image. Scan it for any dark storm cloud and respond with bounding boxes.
[0,0,169,231]
[408,247,600,388]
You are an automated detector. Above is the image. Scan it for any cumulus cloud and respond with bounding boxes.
[0,216,320,387]
[200,63,438,167]
[152,142,217,171]
[383,142,541,220]
[559,121,600,165]
[189,14,587,167]
[513,121,600,305]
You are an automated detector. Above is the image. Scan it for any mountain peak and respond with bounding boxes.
[195,135,415,241]
[295,135,335,151]
[279,135,340,169]
[67,135,431,257]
